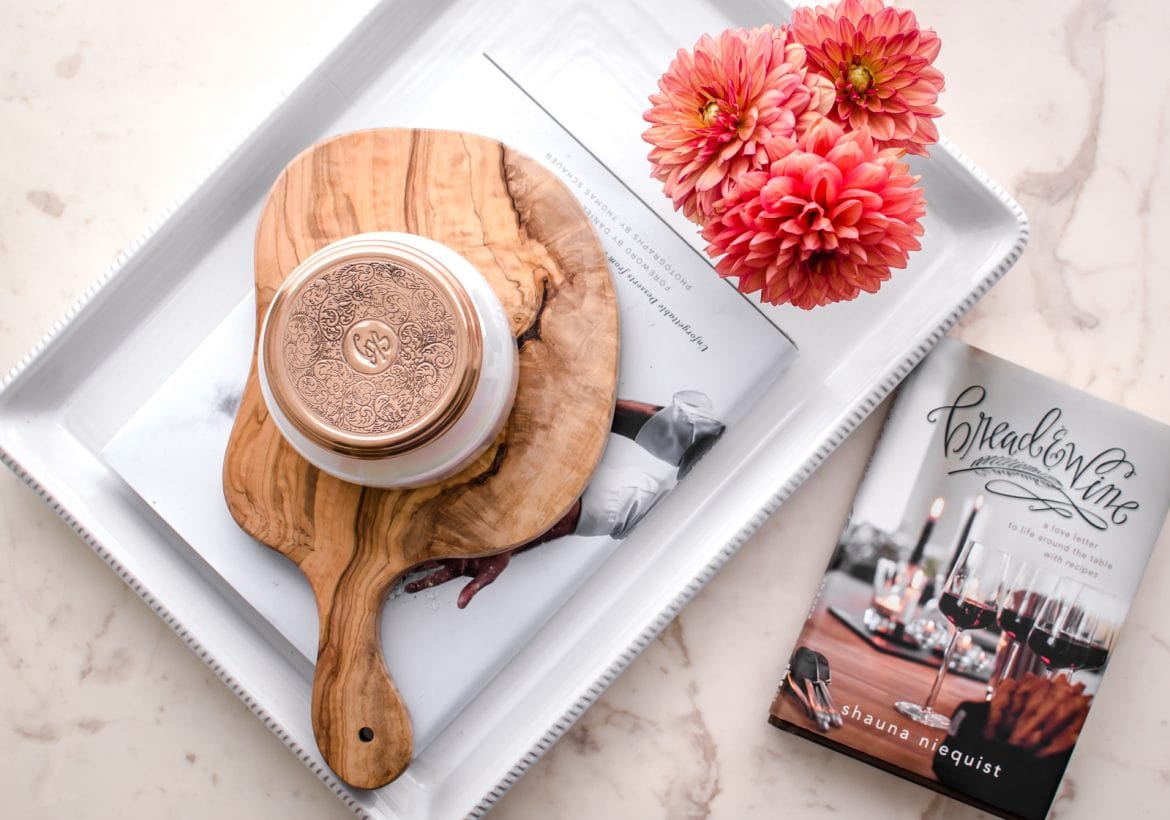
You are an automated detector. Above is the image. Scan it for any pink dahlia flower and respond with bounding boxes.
[795,71,837,139]
[789,0,944,155]
[643,25,813,223]
[702,119,925,310]
[783,36,836,138]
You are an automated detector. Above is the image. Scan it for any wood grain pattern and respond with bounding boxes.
[222,129,619,789]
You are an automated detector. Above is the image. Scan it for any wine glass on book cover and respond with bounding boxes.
[1072,587,1122,681]
[1025,577,1084,677]
[990,559,1057,690]
[1028,580,1120,680]
[1088,589,1123,667]
[894,540,1008,729]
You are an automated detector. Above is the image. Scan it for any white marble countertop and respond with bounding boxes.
[2,1,1167,817]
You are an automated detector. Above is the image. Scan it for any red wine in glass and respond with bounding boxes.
[1027,628,1093,670]
[1071,586,1119,673]
[938,591,998,630]
[1029,581,1121,680]
[895,540,1008,729]
[988,564,1057,697]
[1080,644,1109,671]
[997,608,1036,641]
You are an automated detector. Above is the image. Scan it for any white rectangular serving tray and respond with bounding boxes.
[0,0,1027,817]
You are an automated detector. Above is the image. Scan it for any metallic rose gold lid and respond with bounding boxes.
[262,235,483,460]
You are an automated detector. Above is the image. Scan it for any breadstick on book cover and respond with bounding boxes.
[770,337,1170,820]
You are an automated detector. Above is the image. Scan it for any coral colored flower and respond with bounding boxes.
[702,119,925,310]
[789,0,944,155]
[643,25,813,223]
[782,36,837,139]
[796,71,836,139]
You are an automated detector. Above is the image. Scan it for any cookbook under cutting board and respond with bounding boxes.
[222,128,619,788]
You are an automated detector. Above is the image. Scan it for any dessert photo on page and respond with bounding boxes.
[771,337,1170,820]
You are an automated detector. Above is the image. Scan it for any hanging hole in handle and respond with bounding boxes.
[358,727,375,742]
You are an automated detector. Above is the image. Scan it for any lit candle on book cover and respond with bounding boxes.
[910,496,946,565]
[945,494,984,579]
[896,496,945,622]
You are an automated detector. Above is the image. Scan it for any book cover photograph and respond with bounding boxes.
[770,337,1170,820]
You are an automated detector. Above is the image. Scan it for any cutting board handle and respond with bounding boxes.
[310,552,412,789]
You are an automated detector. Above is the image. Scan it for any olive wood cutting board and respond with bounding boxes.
[223,128,619,789]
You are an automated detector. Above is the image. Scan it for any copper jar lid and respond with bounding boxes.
[261,234,484,460]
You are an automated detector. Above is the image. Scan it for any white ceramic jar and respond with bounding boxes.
[257,232,518,488]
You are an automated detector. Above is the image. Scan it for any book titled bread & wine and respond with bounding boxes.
[770,337,1170,820]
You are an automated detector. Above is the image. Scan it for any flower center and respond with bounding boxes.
[846,63,874,95]
[805,251,833,274]
[700,100,721,126]
[800,202,826,230]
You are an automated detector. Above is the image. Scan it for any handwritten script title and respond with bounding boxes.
[926,385,1139,530]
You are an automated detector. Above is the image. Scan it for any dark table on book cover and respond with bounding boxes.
[773,570,986,780]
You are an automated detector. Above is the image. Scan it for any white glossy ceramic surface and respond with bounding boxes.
[5,2,1165,820]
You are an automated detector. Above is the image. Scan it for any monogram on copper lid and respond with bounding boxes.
[262,235,483,460]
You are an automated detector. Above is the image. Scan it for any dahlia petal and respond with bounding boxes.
[845,158,888,187]
[879,96,909,116]
[918,32,942,62]
[889,139,929,156]
[826,140,866,173]
[879,72,916,92]
[900,84,940,106]
[873,5,901,33]
[830,198,864,226]
[865,111,897,140]
[807,167,841,203]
